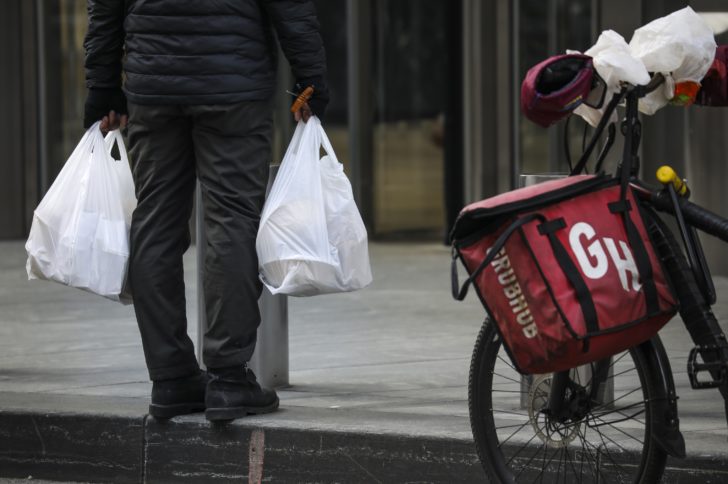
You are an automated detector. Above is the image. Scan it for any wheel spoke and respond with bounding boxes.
[593,399,645,415]
[555,447,564,482]
[576,425,609,482]
[491,371,523,385]
[590,406,646,428]
[498,420,533,448]
[472,321,657,483]
[514,440,547,480]
[590,414,645,445]
[577,439,587,483]
[538,441,548,484]
[592,423,634,481]
[495,422,535,430]
[497,354,517,371]
[610,365,638,380]
[592,385,642,410]
[563,446,582,483]
[595,423,634,455]
[491,408,529,418]
[504,430,542,466]
[584,351,630,388]
[524,444,562,482]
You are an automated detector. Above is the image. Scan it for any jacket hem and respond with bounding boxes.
[124,88,275,105]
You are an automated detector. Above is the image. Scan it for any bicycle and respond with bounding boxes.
[462,75,728,482]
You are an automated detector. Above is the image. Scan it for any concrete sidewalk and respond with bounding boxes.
[0,240,726,483]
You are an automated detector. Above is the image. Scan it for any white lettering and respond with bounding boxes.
[509,294,529,313]
[491,250,510,273]
[569,222,608,279]
[567,222,641,293]
[604,238,642,292]
[516,311,534,326]
[500,271,518,289]
[523,323,538,338]
[503,283,521,301]
[487,247,538,339]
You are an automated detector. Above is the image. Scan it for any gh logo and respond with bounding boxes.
[568,222,641,293]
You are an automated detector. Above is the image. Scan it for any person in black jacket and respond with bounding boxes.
[84,0,329,422]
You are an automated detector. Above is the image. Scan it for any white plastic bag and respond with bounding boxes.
[572,30,651,127]
[629,6,716,114]
[630,7,716,82]
[573,7,717,124]
[25,124,136,303]
[256,117,372,296]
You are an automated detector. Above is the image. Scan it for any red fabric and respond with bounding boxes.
[696,45,728,107]
[458,183,677,374]
[521,54,594,127]
[462,175,592,212]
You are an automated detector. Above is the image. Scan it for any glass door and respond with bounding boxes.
[516,0,595,175]
[38,0,88,189]
[369,0,449,238]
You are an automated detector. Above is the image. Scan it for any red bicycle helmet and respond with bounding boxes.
[521,54,604,127]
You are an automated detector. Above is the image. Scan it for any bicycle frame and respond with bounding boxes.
[545,83,728,446]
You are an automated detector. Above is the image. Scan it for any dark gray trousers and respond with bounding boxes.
[125,101,273,381]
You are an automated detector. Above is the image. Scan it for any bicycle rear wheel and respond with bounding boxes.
[469,319,667,483]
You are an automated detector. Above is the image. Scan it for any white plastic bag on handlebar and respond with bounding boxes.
[25,124,136,303]
[572,30,651,127]
[256,117,372,296]
[630,6,716,114]
[574,7,717,124]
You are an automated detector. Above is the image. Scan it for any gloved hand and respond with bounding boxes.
[293,77,330,122]
[84,87,128,129]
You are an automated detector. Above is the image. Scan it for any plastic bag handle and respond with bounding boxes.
[62,122,101,167]
[105,130,130,166]
[258,119,321,229]
[103,130,136,213]
[315,119,340,165]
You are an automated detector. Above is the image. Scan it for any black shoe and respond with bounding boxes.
[205,365,279,422]
[149,370,209,419]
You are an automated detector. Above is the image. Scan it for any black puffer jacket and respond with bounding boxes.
[84,0,327,106]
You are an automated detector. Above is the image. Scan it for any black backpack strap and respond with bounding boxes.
[538,219,598,350]
[608,201,660,315]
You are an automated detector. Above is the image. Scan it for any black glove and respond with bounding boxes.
[84,87,128,129]
[295,77,330,121]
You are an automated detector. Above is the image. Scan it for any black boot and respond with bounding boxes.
[205,365,279,422]
[149,370,208,419]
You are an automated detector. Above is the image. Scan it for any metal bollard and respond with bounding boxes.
[517,173,613,409]
[249,164,289,388]
[249,286,289,388]
[195,165,289,388]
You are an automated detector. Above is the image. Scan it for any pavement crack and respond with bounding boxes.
[38,380,149,393]
[30,416,46,455]
[293,356,469,372]
[342,450,382,483]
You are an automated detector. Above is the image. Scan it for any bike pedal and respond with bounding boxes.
[687,346,728,389]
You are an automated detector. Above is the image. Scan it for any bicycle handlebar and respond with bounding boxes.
[656,165,690,197]
[648,191,728,244]
[642,73,666,96]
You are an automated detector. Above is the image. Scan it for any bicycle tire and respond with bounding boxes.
[469,319,667,483]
